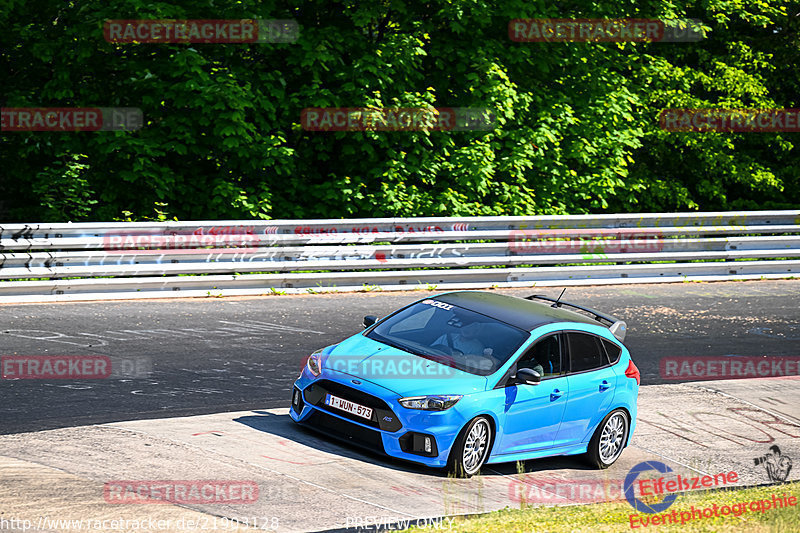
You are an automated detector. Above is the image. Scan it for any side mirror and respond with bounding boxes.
[363,315,378,328]
[514,368,541,386]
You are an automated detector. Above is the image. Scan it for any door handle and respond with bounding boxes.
[599,380,610,392]
[550,389,563,401]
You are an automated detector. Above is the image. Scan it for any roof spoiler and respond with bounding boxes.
[525,294,628,343]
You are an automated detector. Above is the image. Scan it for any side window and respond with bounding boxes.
[602,339,622,364]
[515,334,563,377]
[567,332,608,373]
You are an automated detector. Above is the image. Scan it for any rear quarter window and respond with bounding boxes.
[602,339,622,364]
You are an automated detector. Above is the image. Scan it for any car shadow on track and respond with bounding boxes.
[234,410,600,478]
[234,410,442,476]
[486,456,597,476]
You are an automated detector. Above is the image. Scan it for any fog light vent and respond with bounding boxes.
[399,431,438,457]
[292,387,305,413]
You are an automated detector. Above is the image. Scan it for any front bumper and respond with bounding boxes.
[290,372,467,468]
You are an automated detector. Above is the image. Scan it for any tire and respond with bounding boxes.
[586,409,629,469]
[447,416,493,478]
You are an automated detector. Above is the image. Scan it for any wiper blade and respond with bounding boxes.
[419,352,458,369]
[368,332,458,367]
[371,334,425,357]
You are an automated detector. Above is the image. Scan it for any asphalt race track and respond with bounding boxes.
[1,280,799,532]
[2,280,800,435]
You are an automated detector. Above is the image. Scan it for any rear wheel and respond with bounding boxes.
[447,416,492,478]
[586,409,629,469]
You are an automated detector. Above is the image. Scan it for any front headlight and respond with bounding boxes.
[399,395,462,411]
[306,350,322,377]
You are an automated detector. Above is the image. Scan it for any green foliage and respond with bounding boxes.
[31,153,97,221]
[1,0,797,222]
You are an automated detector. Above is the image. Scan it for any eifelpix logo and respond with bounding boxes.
[625,461,679,514]
[754,445,793,483]
[625,461,740,515]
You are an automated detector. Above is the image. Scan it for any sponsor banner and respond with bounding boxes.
[660,356,800,381]
[509,18,704,43]
[1,355,153,379]
[104,19,298,43]
[1,107,142,132]
[103,480,259,504]
[300,107,496,132]
[659,108,800,132]
[509,228,665,254]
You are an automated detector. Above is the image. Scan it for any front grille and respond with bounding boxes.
[302,410,385,454]
[303,379,402,432]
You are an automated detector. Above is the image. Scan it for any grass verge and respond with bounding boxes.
[405,482,799,533]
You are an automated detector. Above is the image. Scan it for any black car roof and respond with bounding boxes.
[434,291,598,331]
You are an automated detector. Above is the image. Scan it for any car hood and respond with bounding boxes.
[321,334,488,396]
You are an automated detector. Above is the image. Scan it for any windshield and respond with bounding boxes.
[365,299,529,376]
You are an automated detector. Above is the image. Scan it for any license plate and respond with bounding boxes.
[325,394,373,420]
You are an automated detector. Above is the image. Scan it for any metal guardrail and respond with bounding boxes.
[1,211,799,302]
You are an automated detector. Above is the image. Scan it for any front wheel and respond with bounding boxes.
[586,409,629,469]
[447,416,493,478]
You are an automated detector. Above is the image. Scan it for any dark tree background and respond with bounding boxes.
[1,0,798,222]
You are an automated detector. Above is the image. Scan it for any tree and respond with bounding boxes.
[1,0,796,222]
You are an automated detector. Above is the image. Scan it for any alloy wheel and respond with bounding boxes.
[598,412,627,464]
[462,419,490,474]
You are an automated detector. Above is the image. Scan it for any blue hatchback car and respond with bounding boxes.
[290,291,640,477]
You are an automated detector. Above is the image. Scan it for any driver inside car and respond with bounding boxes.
[433,321,486,355]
